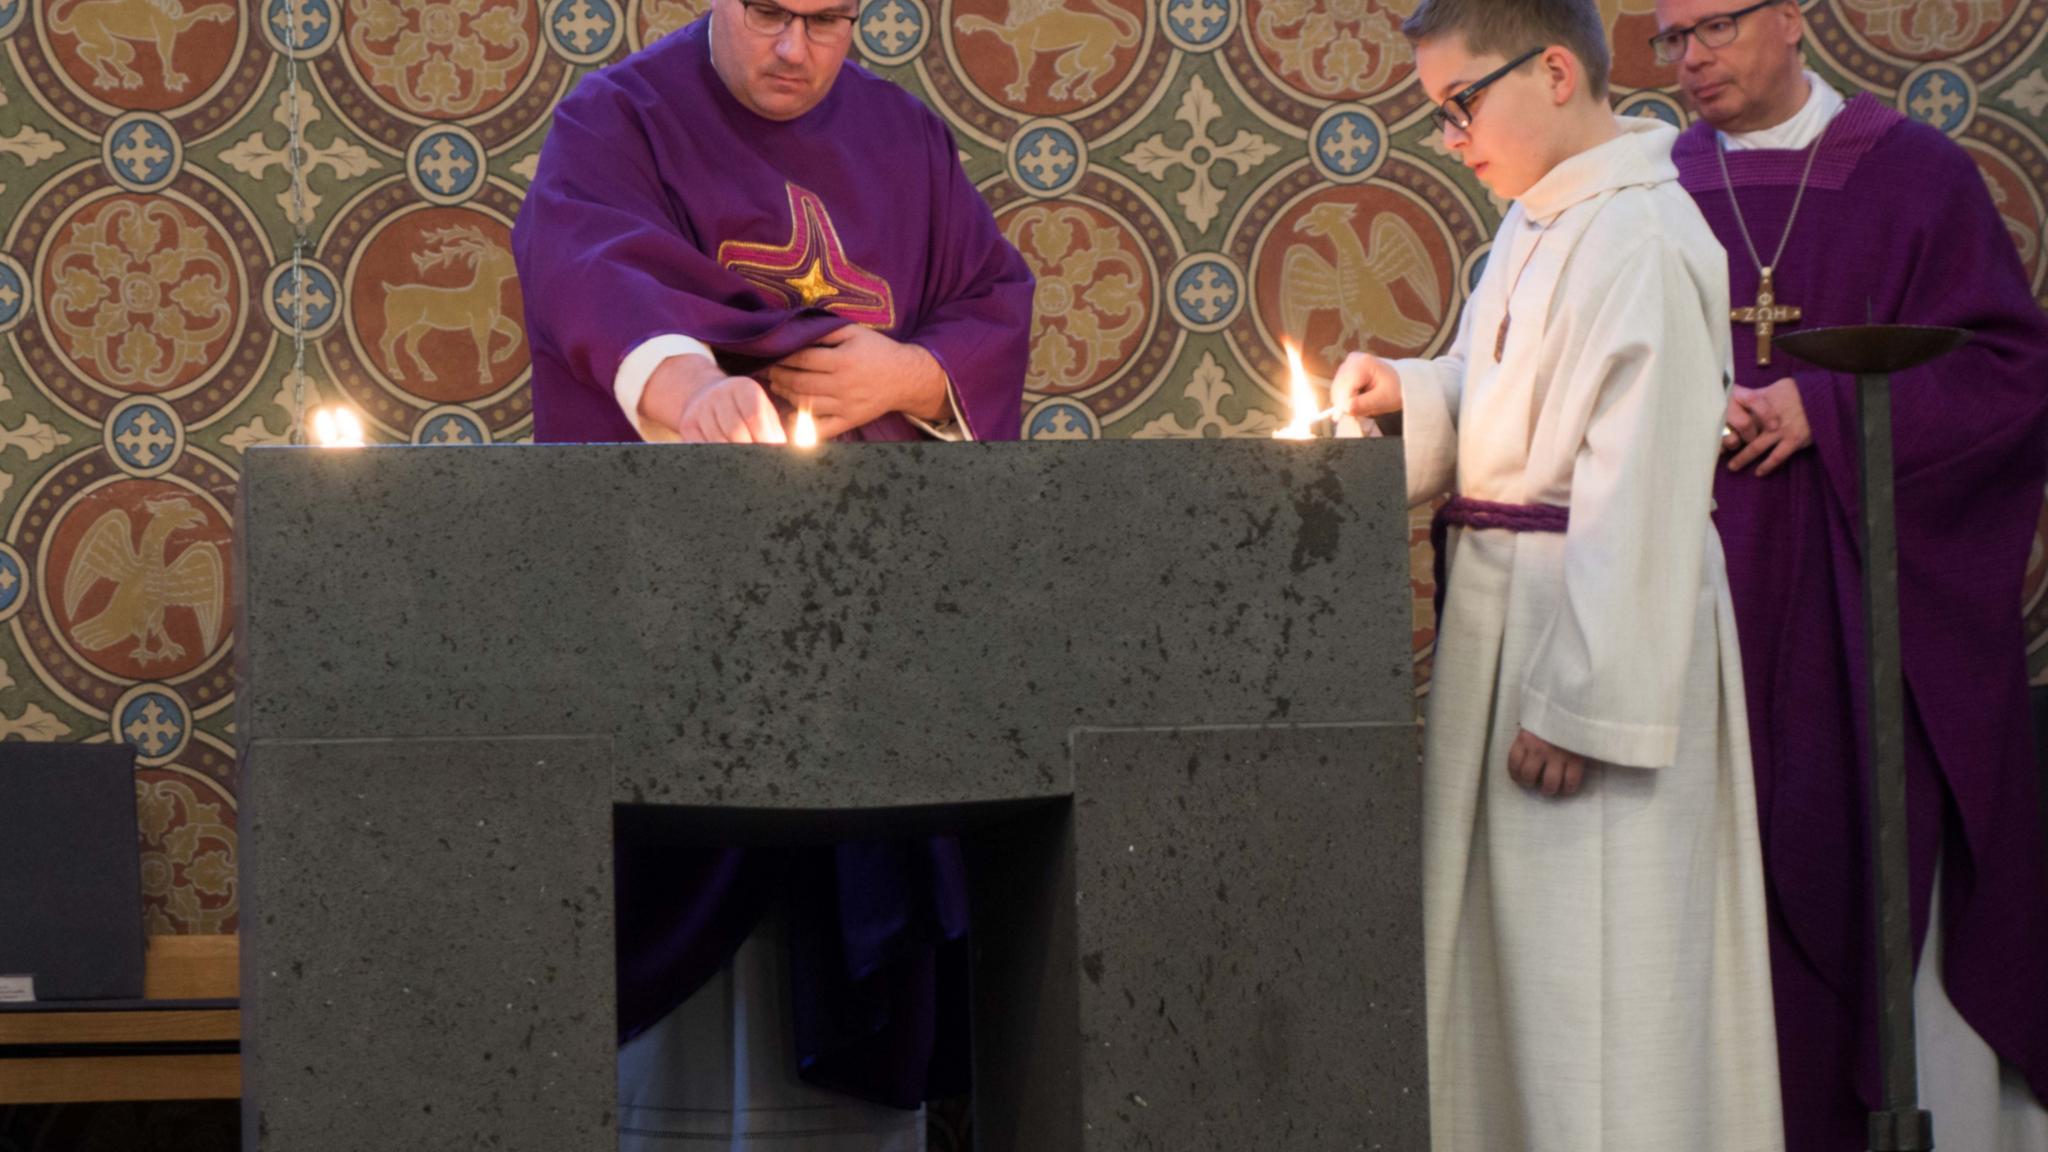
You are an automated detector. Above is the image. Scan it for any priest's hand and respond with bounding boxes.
[1724,378,1812,478]
[1507,728,1588,797]
[1332,351,1403,419]
[643,355,787,444]
[767,326,950,440]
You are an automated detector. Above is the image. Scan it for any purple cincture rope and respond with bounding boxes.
[1430,497,1571,623]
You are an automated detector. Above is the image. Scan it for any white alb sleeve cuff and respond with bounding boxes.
[614,334,717,443]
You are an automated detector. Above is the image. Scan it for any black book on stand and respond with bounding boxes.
[0,742,145,1003]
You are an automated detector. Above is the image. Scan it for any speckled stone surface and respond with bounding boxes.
[957,724,1426,1152]
[237,442,1424,1151]
[239,737,615,1152]
[238,441,1414,806]
[1067,724,1425,1151]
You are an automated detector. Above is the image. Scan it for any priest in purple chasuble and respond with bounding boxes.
[1654,1,2048,1148]
[514,9,1031,446]
[511,2,1031,1146]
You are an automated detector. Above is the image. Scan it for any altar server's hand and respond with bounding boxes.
[640,354,786,443]
[1507,728,1587,798]
[1725,378,1812,477]
[767,326,948,440]
[1332,351,1403,419]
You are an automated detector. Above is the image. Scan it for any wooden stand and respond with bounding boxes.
[0,934,240,1104]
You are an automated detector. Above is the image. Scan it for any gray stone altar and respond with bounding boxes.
[235,440,1428,1151]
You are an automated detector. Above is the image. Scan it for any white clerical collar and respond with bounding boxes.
[1718,70,1846,151]
[1518,115,1679,226]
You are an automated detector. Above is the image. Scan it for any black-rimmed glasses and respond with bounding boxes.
[1429,47,1545,134]
[735,0,857,45]
[1648,0,1789,64]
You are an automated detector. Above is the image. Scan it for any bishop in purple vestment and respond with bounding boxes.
[1654,1,2048,1148]
[510,1,1032,1126]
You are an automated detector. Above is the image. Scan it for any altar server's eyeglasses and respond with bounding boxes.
[736,0,857,44]
[1648,0,1789,64]
[1430,47,1545,134]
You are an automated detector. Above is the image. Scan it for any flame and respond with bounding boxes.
[791,408,818,449]
[1273,343,1319,440]
[311,405,365,447]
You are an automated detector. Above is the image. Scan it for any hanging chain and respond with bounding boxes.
[281,0,313,444]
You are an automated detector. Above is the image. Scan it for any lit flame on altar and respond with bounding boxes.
[1272,343,1320,440]
[791,408,818,449]
[311,405,365,448]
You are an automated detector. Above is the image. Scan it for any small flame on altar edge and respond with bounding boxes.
[1274,342,1319,440]
[312,405,365,448]
[792,408,818,449]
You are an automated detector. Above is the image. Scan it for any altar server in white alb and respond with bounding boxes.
[1334,0,1785,1148]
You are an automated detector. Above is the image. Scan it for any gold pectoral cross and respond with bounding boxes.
[1730,266,1801,367]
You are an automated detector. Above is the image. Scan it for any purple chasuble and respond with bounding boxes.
[1676,95,2048,1150]
[512,17,1032,442]
[514,18,1022,1108]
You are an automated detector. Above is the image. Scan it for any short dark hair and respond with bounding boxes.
[1402,0,1612,99]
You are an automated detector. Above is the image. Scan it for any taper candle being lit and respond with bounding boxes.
[1273,343,1340,439]
[791,408,818,449]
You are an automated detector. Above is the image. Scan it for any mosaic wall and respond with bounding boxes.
[0,0,2042,935]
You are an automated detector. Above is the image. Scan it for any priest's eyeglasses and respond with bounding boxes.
[736,0,857,44]
[1430,47,1545,134]
[1648,0,1788,64]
